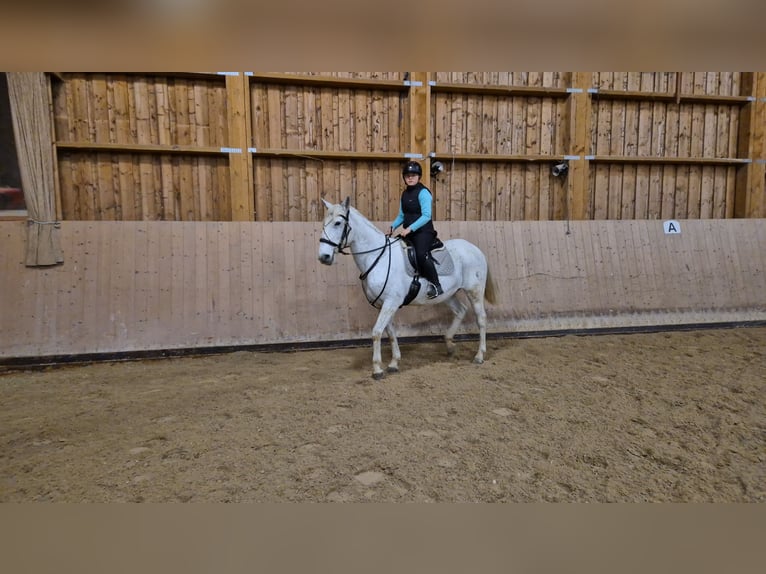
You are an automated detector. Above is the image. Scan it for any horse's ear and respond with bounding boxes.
[342,196,351,209]
[321,198,333,210]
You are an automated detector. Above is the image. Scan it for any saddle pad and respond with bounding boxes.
[402,245,455,277]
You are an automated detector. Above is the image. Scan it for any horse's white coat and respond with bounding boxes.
[318,198,495,379]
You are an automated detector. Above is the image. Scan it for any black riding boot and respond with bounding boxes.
[421,256,444,299]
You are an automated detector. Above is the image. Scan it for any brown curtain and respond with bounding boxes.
[6,72,63,266]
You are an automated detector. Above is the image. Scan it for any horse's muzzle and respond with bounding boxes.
[318,253,333,265]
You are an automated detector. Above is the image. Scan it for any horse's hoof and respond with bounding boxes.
[386,366,399,373]
[473,357,484,364]
[372,371,386,380]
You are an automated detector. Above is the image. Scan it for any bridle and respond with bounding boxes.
[319,208,352,254]
[319,206,401,307]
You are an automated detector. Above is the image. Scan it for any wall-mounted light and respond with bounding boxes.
[551,161,569,177]
[430,160,445,177]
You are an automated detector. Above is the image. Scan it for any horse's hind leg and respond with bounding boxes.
[385,322,401,373]
[465,288,488,364]
[444,295,468,357]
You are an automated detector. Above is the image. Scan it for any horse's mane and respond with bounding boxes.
[349,206,384,236]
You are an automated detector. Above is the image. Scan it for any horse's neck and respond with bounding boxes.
[348,210,389,272]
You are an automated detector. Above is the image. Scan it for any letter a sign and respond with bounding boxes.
[663,220,681,234]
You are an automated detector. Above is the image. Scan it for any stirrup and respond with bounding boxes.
[426,283,444,299]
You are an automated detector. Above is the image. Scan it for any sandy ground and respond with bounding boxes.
[0,327,764,502]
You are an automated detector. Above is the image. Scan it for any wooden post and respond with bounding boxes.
[734,72,766,218]
[226,73,254,221]
[409,72,430,187]
[567,72,592,220]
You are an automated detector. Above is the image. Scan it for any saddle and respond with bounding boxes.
[401,237,454,278]
[399,237,454,307]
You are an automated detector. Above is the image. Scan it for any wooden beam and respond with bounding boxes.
[430,82,570,99]
[591,156,750,166]
[55,142,226,155]
[593,89,752,106]
[733,73,766,218]
[568,72,592,220]
[226,74,253,221]
[246,72,409,92]
[408,72,430,187]
[429,153,570,163]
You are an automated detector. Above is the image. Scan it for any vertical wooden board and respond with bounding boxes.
[173,78,191,145]
[250,83,267,149]
[70,77,88,142]
[129,222,148,339]
[512,221,535,311]
[721,222,747,306]
[136,155,152,220]
[193,83,210,146]
[338,88,352,153]
[55,224,80,349]
[592,164,609,220]
[699,166,714,218]
[177,222,195,335]
[495,165,511,221]
[660,165,677,219]
[259,222,279,338]
[632,165,649,219]
[168,222,184,337]
[93,221,114,347]
[143,221,161,339]
[481,94,498,155]
[465,93,481,155]
[234,222,253,338]
[479,163,495,221]
[212,81,228,148]
[253,158,269,222]
[674,165,690,219]
[465,162,481,221]
[281,222,300,340]
[93,152,114,220]
[214,223,231,334]
[686,165,702,218]
[710,164,727,218]
[76,222,99,349]
[508,164,523,220]
[190,222,208,336]
[120,222,137,344]
[524,99,541,220]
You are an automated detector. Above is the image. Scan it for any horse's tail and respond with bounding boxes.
[484,267,497,305]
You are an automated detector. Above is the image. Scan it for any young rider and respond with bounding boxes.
[389,161,444,299]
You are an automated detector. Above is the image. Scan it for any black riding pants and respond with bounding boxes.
[409,230,441,286]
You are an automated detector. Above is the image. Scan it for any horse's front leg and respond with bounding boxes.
[385,321,401,373]
[371,303,398,380]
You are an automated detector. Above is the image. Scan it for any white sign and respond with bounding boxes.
[663,220,681,234]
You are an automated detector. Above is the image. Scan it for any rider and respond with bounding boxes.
[389,161,444,299]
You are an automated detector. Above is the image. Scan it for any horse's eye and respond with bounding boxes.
[334,221,342,226]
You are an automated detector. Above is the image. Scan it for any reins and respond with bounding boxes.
[321,208,401,307]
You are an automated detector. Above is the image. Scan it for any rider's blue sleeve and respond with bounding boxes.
[407,187,433,232]
[391,207,404,230]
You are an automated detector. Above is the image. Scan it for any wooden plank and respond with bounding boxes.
[567,72,592,220]
[225,74,253,221]
[734,73,765,217]
[247,72,408,92]
[593,88,752,105]
[56,141,225,156]
[409,72,430,187]
[267,86,284,220]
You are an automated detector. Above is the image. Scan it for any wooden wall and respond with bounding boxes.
[2,218,765,361]
[44,72,766,223]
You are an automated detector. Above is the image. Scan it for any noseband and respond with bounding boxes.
[319,209,352,254]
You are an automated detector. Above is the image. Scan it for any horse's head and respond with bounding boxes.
[318,196,351,265]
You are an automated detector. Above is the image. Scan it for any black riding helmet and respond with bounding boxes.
[402,160,423,179]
